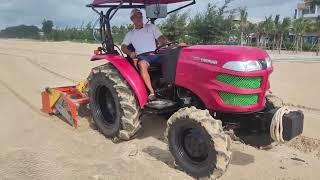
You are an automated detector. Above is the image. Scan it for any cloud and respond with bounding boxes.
[232,0,296,8]
[241,0,300,20]
[0,0,301,29]
[0,0,96,29]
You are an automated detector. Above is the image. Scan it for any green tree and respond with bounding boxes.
[312,0,320,5]
[244,22,257,46]
[187,14,207,43]
[0,25,39,39]
[256,22,265,47]
[160,12,188,42]
[256,16,274,49]
[188,0,236,44]
[292,18,311,52]
[278,17,291,53]
[84,22,94,42]
[273,15,280,50]
[45,22,96,43]
[312,16,320,55]
[264,16,275,49]
[112,24,132,44]
[239,7,248,45]
[42,19,54,35]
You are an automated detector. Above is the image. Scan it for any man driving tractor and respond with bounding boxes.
[121,8,169,101]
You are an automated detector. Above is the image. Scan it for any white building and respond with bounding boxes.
[295,0,319,45]
[295,0,320,20]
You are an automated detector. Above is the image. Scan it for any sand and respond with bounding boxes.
[0,39,320,180]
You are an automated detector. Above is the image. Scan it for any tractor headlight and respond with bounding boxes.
[223,60,263,72]
[265,57,272,68]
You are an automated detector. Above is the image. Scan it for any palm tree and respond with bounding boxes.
[292,18,310,53]
[312,0,320,5]
[263,16,275,49]
[273,15,280,51]
[313,16,320,55]
[312,3,320,46]
[239,7,248,45]
[278,17,291,54]
[244,22,257,46]
[256,22,266,48]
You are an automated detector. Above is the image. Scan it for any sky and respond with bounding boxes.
[0,0,301,29]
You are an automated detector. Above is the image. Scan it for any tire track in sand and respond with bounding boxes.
[0,79,49,117]
[0,52,77,83]
[0,46,89,57]
[0,52,76,117]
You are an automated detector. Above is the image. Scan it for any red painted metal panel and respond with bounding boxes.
[41,91,54,114]
[175,45,272,113]
[91,54,148,108]
[41,86,90,128]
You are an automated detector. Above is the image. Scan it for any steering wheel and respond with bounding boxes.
[154,41,179,54]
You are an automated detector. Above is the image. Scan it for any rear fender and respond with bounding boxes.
[91,54,148,108]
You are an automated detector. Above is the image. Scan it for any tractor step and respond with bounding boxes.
[144,99,180,115]
[146,99,177,110]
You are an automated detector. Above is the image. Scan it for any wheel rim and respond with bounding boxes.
[95,85,117,125]
[177,123,210,164]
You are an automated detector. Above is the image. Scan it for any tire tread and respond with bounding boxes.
[165,106,232,179]
[88,63,141,141]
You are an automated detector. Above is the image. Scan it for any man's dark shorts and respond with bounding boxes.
[137,52,161,65]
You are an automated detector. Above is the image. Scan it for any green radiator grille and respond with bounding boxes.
[219,92,258,106]
[216,74,261,89]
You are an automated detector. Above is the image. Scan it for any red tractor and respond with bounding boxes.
[41,0,304,179]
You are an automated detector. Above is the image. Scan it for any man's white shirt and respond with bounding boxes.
[122,24,162,55]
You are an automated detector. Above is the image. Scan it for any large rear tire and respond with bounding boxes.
[165,107,232,179]
[88,63,141,140]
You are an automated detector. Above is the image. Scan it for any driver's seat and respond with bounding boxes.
[148,62,162,72]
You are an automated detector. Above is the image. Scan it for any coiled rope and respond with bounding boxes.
[270,106,294,143]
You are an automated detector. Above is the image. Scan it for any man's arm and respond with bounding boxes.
[158,35,187,47]
[121,32,136,58]
[157,35,169,47]
[121,44,135,58]
[151,24,169,47]
[121,44,138,68]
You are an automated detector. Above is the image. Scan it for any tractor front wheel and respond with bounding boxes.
[165,107,232,179]
[88,63,141,141]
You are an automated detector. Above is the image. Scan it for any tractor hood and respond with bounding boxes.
[181,45,270,67]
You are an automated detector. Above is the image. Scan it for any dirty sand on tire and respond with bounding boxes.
[0,39,320,180]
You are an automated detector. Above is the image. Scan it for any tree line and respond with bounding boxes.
[158,1,320,54]
[0,0,319,55]
[0,25,40,39]
[238,8,320,55]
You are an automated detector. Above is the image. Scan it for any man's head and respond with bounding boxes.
[130,8,143,28]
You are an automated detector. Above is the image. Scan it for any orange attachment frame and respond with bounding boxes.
[41,86,89,128]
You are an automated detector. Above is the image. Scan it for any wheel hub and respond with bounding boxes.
[96,86,116,125]
[182,128,209,162]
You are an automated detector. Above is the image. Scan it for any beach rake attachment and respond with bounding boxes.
[41,82,89,128]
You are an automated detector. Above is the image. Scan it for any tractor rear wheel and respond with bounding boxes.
[88,63,141,141]
[165,107,232,179]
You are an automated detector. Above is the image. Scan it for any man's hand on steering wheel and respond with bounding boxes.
[129,51,136,59]
[177,42,187,46]
[154,41,180,54]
